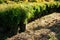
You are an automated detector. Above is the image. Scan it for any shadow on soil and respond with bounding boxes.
[49,24,60,40]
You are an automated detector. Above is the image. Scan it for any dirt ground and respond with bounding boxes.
[7,12,60,40]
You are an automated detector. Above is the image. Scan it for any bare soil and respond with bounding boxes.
[7,12,60,40]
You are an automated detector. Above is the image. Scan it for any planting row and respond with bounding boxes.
[0,1,60,36]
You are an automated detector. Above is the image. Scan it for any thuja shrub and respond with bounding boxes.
[0,3,27,36]
[27,2,60,21]
[33,3,46,17]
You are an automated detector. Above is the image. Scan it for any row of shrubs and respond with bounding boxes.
[0,1,60,37]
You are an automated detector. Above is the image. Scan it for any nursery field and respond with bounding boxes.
[0,0,60,40]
